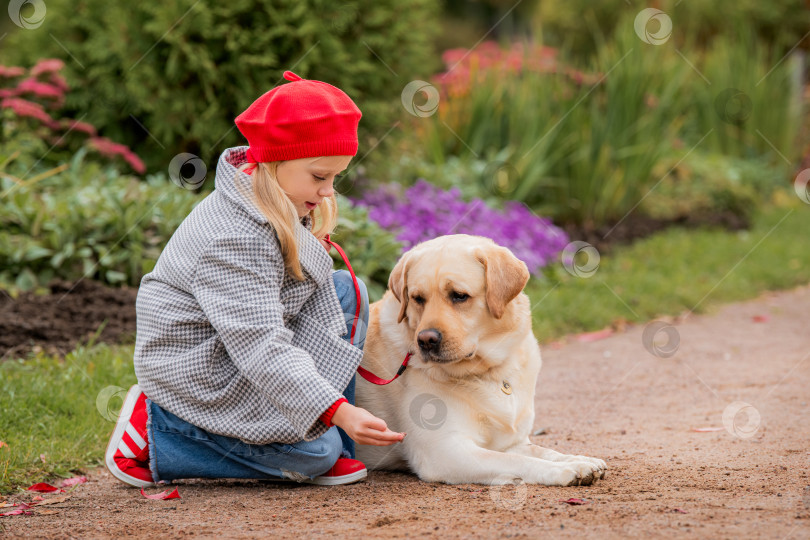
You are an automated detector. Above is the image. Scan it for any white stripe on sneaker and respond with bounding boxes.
[125,423,147,449]
[118,439,136,459]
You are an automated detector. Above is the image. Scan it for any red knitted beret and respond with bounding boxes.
[234,70,362,163]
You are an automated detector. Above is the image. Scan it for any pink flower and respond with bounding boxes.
[16,78,64,99]
[48,73,70,92]
[0,88,20,98]
[88,136,146,174]
[1,97,54,124]
[61,119,97,135]
[0,65,26,78]
[30,58,65,77]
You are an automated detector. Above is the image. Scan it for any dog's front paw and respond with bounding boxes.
[553,460,604,486]
[559,455,607,479]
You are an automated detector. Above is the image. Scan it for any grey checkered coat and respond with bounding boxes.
[134,146,362,444]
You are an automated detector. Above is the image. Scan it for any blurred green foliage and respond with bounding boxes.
[533,0,810,61]
[2,0,441,174]
[0,133,401,296]
[371,14,803,229]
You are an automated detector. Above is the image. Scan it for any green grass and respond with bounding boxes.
[527,195,810,341]
[1,196,808,493]
[0,337,137,493]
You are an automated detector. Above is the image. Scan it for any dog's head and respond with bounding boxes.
[388,235,530,372]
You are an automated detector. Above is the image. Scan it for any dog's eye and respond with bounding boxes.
[412,295,425,305]
[451,292,469,303]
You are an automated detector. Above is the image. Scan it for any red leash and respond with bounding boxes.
[323,233,410,385]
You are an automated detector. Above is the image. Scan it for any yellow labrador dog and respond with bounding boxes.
[355,234,607,486]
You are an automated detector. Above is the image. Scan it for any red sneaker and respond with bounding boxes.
[104,384,155,487]
[306,458,367,486]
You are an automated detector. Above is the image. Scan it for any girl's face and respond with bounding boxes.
[276,155,353,218]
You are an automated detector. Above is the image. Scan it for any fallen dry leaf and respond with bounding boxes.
[39,454,47,464]
[26,483,64,493]
[31,509,60,515]
[0,509,32,517]
[576,328,613,343]
[32,495,72,506]
[559,498,589,505]
[0,441,8,448]
[60,476,87,488]
[140,487,181,500]
[31,496,45,502]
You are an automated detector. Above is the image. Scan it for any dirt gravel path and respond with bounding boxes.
[3,284,810,539]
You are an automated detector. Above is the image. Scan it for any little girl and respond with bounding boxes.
[105,70,404,488]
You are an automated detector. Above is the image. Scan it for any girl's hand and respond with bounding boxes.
[331,403,405,446]
[318,236,332,252]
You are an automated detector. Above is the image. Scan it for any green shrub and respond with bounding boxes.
[533,0,810,60]
[0,139,400,297]
[641,151,767,229]
[2,0,440,174]
[0,147,201,293]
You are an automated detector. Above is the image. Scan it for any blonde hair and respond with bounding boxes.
[234,161,338,282]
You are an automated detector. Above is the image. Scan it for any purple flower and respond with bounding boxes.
[351,179,569,275]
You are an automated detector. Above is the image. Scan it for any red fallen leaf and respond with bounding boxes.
[576,328,613,343]
[559,498,588,505]
[140,487,181,500]
[752,315,769,323]
[0,509,32,517]
[60,476,87,488]
[691,427,724,432]
[26,483,64,493]
[672,508,688,513]
[0,441,8,448]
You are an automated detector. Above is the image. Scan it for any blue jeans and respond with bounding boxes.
[146,269,369,482]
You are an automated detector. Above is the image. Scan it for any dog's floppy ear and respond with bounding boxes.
[388,251,411,324]
[475,245,530,319]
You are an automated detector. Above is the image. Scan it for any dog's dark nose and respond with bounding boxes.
[417,329,442,352]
